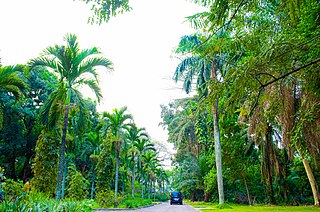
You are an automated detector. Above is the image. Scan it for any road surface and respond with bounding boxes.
[95,202,198,212]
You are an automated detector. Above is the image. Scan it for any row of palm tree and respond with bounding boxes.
[0,33,168,205]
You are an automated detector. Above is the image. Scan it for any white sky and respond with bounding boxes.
[0,0,202,147]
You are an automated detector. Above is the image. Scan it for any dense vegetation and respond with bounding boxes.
[0,0,319,210]
[161,0,320,207]
[0,33,169,210]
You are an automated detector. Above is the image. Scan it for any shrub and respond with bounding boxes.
[0,193,94,212]
[32,130,59,196]
[120,197,152,208]
[96,189,117,208]
[1,178,24,202]
[66,165,89,200]
[155,192,170,202]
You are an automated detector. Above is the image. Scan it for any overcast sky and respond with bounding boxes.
[0,0,202,146]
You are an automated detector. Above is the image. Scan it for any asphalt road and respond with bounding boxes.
[96,202,198,212]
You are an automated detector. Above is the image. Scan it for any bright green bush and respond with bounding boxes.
[32,130,59,196]
[1,178,24,202]
[0,193,94,212]
[155,192,170,202]
[120,197,152,208]
[66,165,89,200]
[95,189,124,208]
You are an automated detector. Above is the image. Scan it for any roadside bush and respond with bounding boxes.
[155,192,170,202]
[96,189,122,208]
[66,164,89,200]
[120,197,152,208]
[0,193,94,212]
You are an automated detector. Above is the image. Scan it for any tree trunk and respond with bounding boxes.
[302,158,319,206]
[56,104,69,201]
[153,180,156,201]
[114,141,120,207]
[91,173,95,199]
[211,64,224,204]
[131,153,135,197]
[61,164,67,199]
[265,125,276,204]
[148,179,151,199]
[242,171,252,205]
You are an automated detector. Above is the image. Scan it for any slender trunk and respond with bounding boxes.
[131,153,135,197]
[91,173,95,199]
[302,158,319,206]
[56,105,69,201]
[61,164,67,199]
[265,125,275,204]
[211,64,224,204]
[242,171,252,205]
[148,180,151,199]
[153,180,156,201]
[114,141,119,207]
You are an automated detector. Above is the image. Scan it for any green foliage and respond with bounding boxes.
[0,192,94,212]
[66,165,89,200]
[95,137,113,192]
[1,178,24,202]
[154,193,170,202]
[119,197,152,208]
[32,130,59,196]
[95,189,118,208]
[79,0,132,25]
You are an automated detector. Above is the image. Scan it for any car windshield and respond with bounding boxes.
[171,192,180,197]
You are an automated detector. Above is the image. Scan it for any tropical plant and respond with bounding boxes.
[102,106,132,206]
[174,34,228,204]
[125,124,148,197]
[0,65,27,129]
[29,33,113,200]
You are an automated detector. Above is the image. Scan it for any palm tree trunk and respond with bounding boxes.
[114,141,119,207]
[131,154,135,197]
[153,180,156,201]
[91,173,95,199]
[302,158,319,206]
[211,64,224,204]
[56,104,69,201]
[148,180,151,199]
[212,100,224,204]
[265,125,275,204]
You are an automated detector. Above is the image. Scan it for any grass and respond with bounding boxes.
[187,201,320,211]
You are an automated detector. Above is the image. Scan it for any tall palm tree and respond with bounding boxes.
[126,124,148,197]
[103,106,132,206]
[174,34,226,204]
[142,151,159,199]
[0,65,27,128]
[134,137,155,197]
[29,33,113,200]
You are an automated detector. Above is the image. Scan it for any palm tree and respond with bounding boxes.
[126,124,148,197]
[142,151,159,199]
[0,65,27,128]
[29,33,113,200]
[134,137,155,197]
[174,34,226,204]
[102,106,132,206]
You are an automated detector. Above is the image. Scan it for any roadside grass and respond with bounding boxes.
[187,201,320,211]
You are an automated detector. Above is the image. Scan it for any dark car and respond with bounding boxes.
[170,191,182,205]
